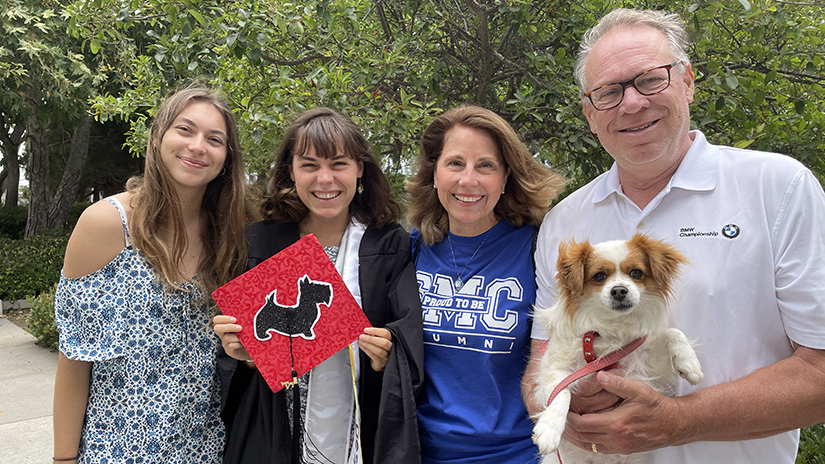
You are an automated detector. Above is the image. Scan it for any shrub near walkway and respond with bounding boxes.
[0,201,86,302]
[26,286,58,350]
[0,229,70,301]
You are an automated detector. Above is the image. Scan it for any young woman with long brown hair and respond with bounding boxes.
[52,86,250,464]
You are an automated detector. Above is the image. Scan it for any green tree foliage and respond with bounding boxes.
[0,0,110,235]
[63,0,824,198]
[687,0,825,181]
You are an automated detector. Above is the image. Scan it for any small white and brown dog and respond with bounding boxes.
[532,234,704,464]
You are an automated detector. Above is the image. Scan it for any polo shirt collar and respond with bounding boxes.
[591,130,718,204]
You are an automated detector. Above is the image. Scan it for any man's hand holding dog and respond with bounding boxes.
[562,371,684,454]
[568,369,624,415]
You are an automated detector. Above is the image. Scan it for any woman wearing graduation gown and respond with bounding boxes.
[213,107,424,464]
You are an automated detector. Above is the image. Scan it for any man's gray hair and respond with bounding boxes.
[574,9,691,96]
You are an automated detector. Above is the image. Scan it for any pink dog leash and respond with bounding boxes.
[545,334,648,407]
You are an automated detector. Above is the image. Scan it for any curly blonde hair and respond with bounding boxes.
[407,105,565,245]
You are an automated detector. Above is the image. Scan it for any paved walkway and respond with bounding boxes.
[0,317,57,463]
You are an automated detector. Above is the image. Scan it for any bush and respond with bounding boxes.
[0,229,70,300]
[26,286,59,351]
[0,205,28,240]
[799,423,825,464]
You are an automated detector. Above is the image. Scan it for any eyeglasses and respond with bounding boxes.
[584,61,682,111]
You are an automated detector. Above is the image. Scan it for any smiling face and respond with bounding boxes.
[159,101,228,195]
[582,25,695,177]
[290,143,364,226]
[434,125,509,236]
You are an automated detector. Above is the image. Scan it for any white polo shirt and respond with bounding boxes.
[533,130,825,464]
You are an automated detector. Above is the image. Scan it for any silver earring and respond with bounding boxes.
[433,183,437,189]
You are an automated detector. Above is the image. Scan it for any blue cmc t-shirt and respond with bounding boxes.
[413,221,539,464]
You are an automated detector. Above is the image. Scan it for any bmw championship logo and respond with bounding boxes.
[722,224,740,239]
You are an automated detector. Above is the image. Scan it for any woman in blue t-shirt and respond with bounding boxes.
[407,105,565,463]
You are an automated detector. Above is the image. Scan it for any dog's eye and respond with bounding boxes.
[592,271,607,282]
[629,269,643,279]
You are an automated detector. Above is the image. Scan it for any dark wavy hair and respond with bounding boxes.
[260,107,400,227]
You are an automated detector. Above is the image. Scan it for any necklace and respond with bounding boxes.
[448,228,493,290]
[300,221,347,247]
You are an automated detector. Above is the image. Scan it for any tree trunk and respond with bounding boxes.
[48,115,92,229]
[0,169,7,200]
[1,121,24,208]
[25,86,50,238]
[471,4,494,104]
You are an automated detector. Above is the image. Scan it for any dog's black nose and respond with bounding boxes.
[611,286,628,301]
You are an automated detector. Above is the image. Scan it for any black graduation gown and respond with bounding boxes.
[217,221,424,464]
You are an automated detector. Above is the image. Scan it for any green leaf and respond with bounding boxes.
[738,0,751,11]
[725,73,739,89]
[733,139,754,149]
[289,21,304,35]
[188,9,206,27]
[90,38,100,54]
[754,91,766,106]
[794,101,805,115]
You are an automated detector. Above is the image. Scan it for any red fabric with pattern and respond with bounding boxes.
[212,234,370,393]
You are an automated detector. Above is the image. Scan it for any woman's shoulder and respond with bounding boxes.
[62,194,133,278]
[498,220,536,238]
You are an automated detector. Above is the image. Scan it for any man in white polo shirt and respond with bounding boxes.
[522,8,825,464]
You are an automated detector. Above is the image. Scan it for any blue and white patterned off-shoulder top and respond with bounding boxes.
[55,197,224,464]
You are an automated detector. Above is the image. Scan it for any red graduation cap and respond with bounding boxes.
[212,234,371,393]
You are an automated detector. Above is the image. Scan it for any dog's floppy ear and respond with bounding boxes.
[630,234,689,297]
[555,238,593,299]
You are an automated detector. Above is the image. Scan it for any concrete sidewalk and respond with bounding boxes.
[0,317,58,463]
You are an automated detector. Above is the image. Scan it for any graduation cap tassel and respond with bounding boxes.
[292,384,301,463]
[288,335,301,463]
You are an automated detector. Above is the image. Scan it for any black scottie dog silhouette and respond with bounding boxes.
[254,275,332,341]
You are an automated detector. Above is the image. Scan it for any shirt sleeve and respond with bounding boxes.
[531,218,559,340]
[772,168,825,349]
[55,256,131,361]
